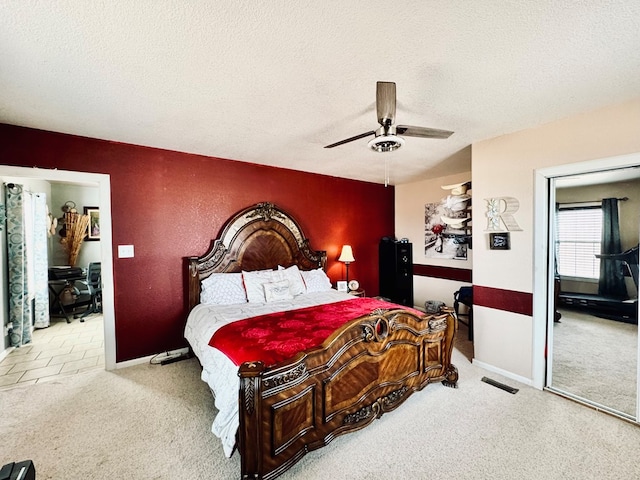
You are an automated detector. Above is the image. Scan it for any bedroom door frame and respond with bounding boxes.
[532,152,640,422]
[0,165,115,370]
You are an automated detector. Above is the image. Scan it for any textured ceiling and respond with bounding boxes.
[1,1,640,185]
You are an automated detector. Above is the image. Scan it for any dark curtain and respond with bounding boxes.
[598,198,628,299]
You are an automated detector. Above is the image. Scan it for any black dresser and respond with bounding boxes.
[379,239,413,307]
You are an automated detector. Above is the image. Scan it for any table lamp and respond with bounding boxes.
[338,245,355,290]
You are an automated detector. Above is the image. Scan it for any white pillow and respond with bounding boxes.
[242,270,277,303]
[263,279,294,302]
[200,273,247,305]
[277,265,306,296]
[300,268,332,293]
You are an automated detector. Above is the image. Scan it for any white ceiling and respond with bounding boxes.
[1,2,640,186]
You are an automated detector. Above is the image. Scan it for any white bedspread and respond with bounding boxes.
[184,289,355,457]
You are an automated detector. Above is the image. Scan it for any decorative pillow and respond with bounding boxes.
[200,273,247,305]
[263,279,294,302]
[277,265,306,296]
[242,270,277,303]
[300,268,332,293]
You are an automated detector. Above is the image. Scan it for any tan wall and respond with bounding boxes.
[395,171,472,309]
[472,97,640,381]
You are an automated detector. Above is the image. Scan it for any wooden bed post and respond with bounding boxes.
[238,361,266,480]
[187,257,200,312]
[442,313,459,387]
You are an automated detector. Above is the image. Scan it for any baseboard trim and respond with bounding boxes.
[0,346,15,363]
[472,359,535,389]
[115,347,190,369]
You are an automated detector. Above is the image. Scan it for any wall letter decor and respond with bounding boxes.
[485,197,522,231]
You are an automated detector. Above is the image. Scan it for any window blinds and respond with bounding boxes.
[556,206,602,279]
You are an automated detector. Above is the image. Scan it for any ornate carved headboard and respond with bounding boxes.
[187,202,327,311]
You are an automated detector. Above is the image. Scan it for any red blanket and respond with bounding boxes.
[209,297,420,367]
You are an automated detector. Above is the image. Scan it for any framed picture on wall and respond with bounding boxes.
[489,232,510,250]
[84,206,100,241]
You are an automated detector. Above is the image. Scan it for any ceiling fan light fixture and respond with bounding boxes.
[367,135,405,153]
[324,82,454,151]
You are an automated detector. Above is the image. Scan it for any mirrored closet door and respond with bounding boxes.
[547,167,639,420]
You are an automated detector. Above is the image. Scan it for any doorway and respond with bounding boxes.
[0,166,115,371]
[533,153,640,423]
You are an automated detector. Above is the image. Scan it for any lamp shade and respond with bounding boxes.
[338,245,355,263]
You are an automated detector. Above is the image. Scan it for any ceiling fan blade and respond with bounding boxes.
[396,125,454,139]
[324,130,376,148]
[376,82,396,126]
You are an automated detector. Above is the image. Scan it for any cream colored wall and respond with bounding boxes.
[472,306,533,383]
[50,184,101,268]
[395,171,472,310]
[472,98,640,382]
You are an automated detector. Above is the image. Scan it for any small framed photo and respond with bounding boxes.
[337,281,348,292]
[84,206,100,241]
[489,232,510,250]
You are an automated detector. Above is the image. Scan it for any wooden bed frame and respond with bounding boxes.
[187,202,458,480]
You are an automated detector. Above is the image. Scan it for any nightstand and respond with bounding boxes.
[349,289,365,297]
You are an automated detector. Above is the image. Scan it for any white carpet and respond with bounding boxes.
[552,308,638,416]
[2,327,640,479]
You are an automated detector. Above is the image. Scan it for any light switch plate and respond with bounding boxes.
[118,245,135,258]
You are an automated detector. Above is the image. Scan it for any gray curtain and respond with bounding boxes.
[598,197,627,299]
[5,184,50,348]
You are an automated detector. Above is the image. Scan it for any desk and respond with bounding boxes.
[48,269,85,323]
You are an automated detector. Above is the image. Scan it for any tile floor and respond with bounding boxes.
[0,314,104,389]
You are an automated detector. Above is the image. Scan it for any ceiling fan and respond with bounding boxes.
[325,81,453,152]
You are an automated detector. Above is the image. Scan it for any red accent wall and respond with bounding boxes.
[0,124,395,362]
[413,264,472,283]
[473,285,533,316]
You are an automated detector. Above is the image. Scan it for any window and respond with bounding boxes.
[556,205,602,279]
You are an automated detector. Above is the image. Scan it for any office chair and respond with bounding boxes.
[74,262,102,322]
[454,286,473,341]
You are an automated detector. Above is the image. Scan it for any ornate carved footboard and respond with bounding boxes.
[237,306,457,480]
[186,202,458,480]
